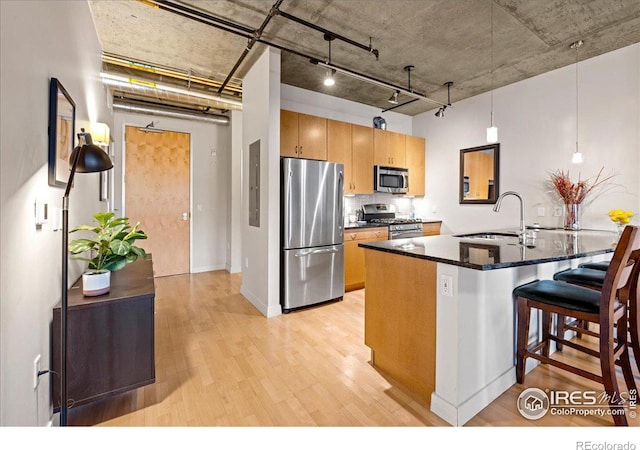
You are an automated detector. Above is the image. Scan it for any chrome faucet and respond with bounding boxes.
[493,191,526,241]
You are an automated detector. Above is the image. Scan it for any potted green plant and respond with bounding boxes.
[69,212,148,296]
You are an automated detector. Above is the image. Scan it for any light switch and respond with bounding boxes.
[537,207,545,217]
[34,200,48,226]
[52,207,62,231]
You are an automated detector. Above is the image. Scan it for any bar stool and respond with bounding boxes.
[579,261,610,271]
[553,254,640,375]
[513,225,640,426]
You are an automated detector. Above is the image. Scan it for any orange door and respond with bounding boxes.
[125,126,190,277]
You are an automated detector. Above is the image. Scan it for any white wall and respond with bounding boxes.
[281,84,412,134]
[227,110,243,273]
[112,112,230,273]
[0,1,111,425]
[413,43,640,235]
[241,48,282,317]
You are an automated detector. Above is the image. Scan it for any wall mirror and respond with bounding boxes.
[459,143,499,204]
[48,78,76,187]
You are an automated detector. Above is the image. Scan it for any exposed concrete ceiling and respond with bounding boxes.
[89,0,640,116]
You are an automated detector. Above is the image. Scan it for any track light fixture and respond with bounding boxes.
[324,69,336,86]
[388,90,399,104]
[322,33,336,87]
[434,82,453,118]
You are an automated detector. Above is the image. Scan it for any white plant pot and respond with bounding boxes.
[82,270,111,296]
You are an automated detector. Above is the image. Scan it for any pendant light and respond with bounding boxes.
[486,0,498,143]
[323,34,336,87]
[571,40,584,164]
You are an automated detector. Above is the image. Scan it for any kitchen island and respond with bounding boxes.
[359,228,617,426]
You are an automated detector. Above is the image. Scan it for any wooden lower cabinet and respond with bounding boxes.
[344,227,387,291]
[422,221,442,236]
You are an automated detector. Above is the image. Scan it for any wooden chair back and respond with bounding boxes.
[601,226,640,318]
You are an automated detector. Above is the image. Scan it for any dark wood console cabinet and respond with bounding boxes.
[52,257,156,410]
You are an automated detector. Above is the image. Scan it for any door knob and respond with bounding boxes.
[182,212,189,221]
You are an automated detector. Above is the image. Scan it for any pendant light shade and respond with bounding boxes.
[571,40,584,164]
[486,0,498,143]
[486,126,498,143]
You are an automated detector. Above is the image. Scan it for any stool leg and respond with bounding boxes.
[516,297,531,384]
[629,296,640,376]
[556,314,565,351]
[617,313,638,395]
[600,317,628,426]
[542,311,551,359]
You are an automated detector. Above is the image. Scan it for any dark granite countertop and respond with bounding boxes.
[358,228,617,270]
[344,220,442,230]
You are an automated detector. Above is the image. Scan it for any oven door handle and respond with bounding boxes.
[390,230,422,239]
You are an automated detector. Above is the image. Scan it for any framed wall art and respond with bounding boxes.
[48,78,76,187]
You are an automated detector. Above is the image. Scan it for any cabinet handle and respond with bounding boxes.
[299,145,302,155]
[375,231,381,237]
[350,234,356,240]
[295,145,298,156]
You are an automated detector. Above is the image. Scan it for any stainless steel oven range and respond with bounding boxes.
[360,203,423,240]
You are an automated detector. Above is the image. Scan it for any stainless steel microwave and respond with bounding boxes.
[374,166,409,194]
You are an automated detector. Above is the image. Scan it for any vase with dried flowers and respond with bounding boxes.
[549,168,613,231]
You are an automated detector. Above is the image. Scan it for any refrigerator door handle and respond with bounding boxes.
[294,248,340,258]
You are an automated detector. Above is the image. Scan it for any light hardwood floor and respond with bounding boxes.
[68,270,639,427]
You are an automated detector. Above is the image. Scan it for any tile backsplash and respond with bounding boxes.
[345,194,417,220]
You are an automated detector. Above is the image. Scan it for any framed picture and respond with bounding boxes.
[48,78,76,187]
[459,143,500,204]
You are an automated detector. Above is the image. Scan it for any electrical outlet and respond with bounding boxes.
[537,207,545,217]
[440,275,453,297]
[33,354,41,390]
[553,207,562,217]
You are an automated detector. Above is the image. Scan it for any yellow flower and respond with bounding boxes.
[608,209,633,224]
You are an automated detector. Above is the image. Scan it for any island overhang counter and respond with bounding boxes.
[359,228,617,426]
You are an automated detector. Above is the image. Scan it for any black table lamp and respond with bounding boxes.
[60,132,113,426]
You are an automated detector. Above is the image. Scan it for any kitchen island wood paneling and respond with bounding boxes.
[360,228,616,426]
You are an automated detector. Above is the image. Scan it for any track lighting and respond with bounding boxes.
[434,82,453,118]
[324,69,336,86]
[388,90,399,104]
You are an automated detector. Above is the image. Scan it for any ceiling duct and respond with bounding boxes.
[113,98,229,125]
[101,72,242,111]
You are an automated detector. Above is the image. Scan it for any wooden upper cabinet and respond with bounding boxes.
[373,129,406,168]
[351,124,373,194]
[327,119,352,192]
[328,120,374,195]
[280,110,328,160]
[406,135,426,196]
[298,113,327,160]
[388,131,406,168]
[280,110,299,158]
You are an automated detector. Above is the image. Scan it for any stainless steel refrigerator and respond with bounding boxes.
[281,157,344,312]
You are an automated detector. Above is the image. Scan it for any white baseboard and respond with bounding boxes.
[225,263,242,274]
[431,367,517,426]
[191,264,225,274]
[240,284,281,318]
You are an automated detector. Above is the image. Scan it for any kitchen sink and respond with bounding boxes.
[453,232,519,240]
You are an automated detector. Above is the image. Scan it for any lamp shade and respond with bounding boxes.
[69,144,113,173]
[90,122,110,145]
